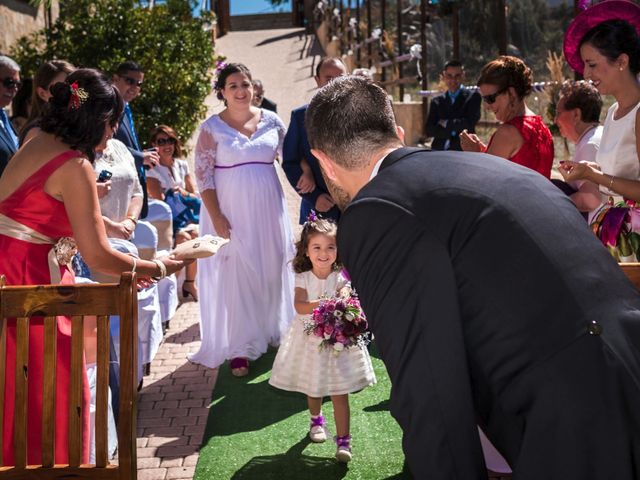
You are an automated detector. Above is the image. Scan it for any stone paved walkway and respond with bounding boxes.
[135,300,215,480]
[135,26,322,479]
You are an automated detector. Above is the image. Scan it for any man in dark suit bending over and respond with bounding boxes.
[306,75,640,479]
[425,60,481,151]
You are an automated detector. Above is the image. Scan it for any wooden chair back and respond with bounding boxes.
[0,273,138,479]
[620,262,640,290]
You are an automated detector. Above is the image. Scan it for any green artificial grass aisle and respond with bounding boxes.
[195,347,411,479]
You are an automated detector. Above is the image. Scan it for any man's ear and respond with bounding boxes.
[312,148,338,181]
[396,125,405,144]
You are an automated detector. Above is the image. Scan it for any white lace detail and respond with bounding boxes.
[194,120,218,191]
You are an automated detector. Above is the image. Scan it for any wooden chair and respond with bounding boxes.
[0,273,138,479]
[619,262,640,290]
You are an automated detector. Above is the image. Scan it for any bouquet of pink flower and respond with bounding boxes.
[304,292,372,354]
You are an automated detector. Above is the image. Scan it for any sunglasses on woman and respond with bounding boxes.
[154,137,176,146]
[481,87,508,105]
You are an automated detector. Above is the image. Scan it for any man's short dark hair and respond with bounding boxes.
[116,60,144,76]
[559,80,602,123]
[315,57,346,78]
[443,60,463,71]
[306,75,402,170]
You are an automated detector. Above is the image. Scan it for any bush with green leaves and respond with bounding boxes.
[11,0,215,148]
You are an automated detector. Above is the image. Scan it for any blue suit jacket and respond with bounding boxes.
[282,105,340,223]
[114,110,148,218]
[0,115,18,177]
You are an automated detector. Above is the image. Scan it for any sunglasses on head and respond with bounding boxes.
[122,75,143,88]
[481,87,508,105]
[154,137,176,146]
[1,78,22,89]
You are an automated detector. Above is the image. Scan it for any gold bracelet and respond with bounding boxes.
[609,175,615,191]
[126,215,138,226]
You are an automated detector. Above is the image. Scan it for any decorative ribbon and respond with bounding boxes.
[0,214,76,283]
[335,434,351,448]
[310,415,325,427]
[214,161,273,169]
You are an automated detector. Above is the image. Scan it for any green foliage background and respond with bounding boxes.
[11,0,215,147]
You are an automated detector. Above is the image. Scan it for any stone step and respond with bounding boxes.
[230,12,293,31]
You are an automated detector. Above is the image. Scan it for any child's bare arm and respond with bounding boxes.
[294,286,321,314]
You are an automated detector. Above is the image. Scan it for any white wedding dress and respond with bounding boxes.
[188,109,295,368]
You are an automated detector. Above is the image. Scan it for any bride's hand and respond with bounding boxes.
[212,213,231,239]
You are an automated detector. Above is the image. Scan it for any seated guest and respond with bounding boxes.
[554,80,603,219]
[252,79,277,113]
[147,125,200,301]
[0,55,21,177]
[20,60,75,144]
[460,56,554,178]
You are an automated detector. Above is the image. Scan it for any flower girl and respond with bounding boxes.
[269,215,376,462]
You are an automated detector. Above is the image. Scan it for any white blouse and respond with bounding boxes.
[94,139,142,222]
[146,158,190,191]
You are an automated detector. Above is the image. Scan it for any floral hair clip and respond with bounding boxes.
[213,60,228,91]
[306,210,319,223]
[68,81,89,110]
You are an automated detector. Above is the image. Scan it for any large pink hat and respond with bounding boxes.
[563,0,640,74]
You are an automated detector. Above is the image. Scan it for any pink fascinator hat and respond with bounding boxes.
[563,0,640,74]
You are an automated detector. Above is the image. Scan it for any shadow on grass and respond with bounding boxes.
[204,349,308,436]
[230,436,349,480]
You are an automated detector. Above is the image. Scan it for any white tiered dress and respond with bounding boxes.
[269,270,377,397]
[188,109,295,368]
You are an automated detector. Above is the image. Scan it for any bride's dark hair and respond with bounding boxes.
[40,68,124,162]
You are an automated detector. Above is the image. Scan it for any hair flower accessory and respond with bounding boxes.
[306,210,319,223]
[68,81,89,110]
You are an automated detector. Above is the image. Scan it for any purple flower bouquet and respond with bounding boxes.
[304,292,372,354]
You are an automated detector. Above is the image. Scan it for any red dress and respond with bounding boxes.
[487,115,554,178]
[0,151,90,465]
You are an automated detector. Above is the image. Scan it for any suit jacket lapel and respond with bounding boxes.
[0,125,17,154]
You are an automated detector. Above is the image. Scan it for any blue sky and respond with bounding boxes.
[230,0,291,15]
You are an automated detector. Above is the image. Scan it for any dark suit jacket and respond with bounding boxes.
[260,97,277,113]
[425,89,481,151]
[0,114,18,177]
[339,147,640,479]
[282,105,340,223]
[114,111,148,218]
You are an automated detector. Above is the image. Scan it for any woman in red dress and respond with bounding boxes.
[0,69,185,466]
[460,56,554,178]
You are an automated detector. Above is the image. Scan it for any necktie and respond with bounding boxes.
[124,104,141,151]
[0,109,19,151]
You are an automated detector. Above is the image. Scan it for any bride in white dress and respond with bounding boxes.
[189,63,295,375]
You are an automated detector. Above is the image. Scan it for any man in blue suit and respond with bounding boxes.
[282,57,347,223]
[112,61,159,219]
[425,60,481,151]
[0,56,21,177]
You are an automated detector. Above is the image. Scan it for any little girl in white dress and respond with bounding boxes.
[269,216,376,463]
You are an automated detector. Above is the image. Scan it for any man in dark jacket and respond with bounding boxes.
[112,61,159,219]
[425,60,481,151]
[282,57,347,223]
[306,75,640,479]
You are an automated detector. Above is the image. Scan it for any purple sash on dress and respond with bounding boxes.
[215,161,273,169]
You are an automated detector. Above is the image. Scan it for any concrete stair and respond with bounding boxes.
[230,12,293,31]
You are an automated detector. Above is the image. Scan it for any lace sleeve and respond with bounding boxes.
[272,112,287,159]
[194,122,217,192]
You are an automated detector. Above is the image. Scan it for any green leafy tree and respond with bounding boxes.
[11,0,215,146]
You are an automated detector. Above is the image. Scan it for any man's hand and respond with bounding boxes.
[296,172,316,194]
[96,180,112,198]
[315,193,335,213]
[143,149,160,168]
